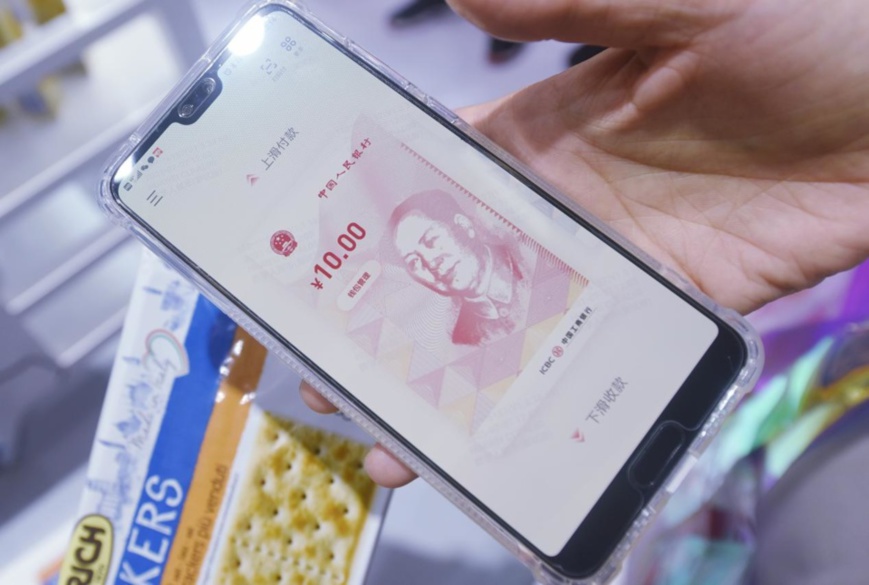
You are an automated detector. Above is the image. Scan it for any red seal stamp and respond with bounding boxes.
[270,230,298,257]
[552,346,564,358]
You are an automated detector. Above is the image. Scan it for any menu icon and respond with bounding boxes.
[146,190,163,207]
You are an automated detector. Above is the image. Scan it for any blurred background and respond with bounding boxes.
[1,1,867,585]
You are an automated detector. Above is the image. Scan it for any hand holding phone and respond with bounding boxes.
[101,3,771,582]
[297,0,869,496]
[448,0,869,315]
[283,0,869,578]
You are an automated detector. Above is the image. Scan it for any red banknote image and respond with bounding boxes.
[388,188,532,347]
[247,117,597,440]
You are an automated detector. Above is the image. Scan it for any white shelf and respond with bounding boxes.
[0,13,180,203]
[0,0,151,103]
[0,104,149,220]
[0,172,111,304]
[0,0,196,577]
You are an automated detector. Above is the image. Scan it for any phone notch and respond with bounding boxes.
[177,76,221,124]
[628,423,687,490]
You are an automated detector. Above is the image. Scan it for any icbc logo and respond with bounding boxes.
[552,346,564,358]
[271,230,298,257]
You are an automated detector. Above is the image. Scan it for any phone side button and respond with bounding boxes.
[406,84,426,101]
[426,97,458,123]
[629,423,686,490]
[349,41,410,88]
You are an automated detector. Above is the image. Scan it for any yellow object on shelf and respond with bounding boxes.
[0,7,24,48]
[0,4,67,118]
[28,0,67,25]
[18,76,62,117]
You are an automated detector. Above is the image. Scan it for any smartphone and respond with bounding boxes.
[101,2,761,582]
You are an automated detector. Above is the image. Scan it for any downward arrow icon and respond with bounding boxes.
[571,429,585,443]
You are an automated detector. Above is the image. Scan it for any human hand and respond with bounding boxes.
[304,0,869,487]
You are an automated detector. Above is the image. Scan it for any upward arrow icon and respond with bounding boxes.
[247,174,259,186]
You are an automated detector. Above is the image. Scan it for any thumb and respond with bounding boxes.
[456,48,638,164]
[447,0,733,48]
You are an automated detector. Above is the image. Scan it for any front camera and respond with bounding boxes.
[178,77,217,119]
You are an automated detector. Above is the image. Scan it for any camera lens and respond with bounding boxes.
[179,103,196,118]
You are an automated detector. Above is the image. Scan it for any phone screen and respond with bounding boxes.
[116,8,724,560]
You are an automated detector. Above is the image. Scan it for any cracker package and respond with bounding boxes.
[60,252,387,585]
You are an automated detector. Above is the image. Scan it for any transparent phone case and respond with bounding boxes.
[98,2,763,583]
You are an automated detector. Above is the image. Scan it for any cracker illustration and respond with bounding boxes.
[216,414,376,585]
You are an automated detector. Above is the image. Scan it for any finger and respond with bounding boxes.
[298,380,339,414]
[447,0,730,48]
[364,444,418,488]
[298,384,417,488]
